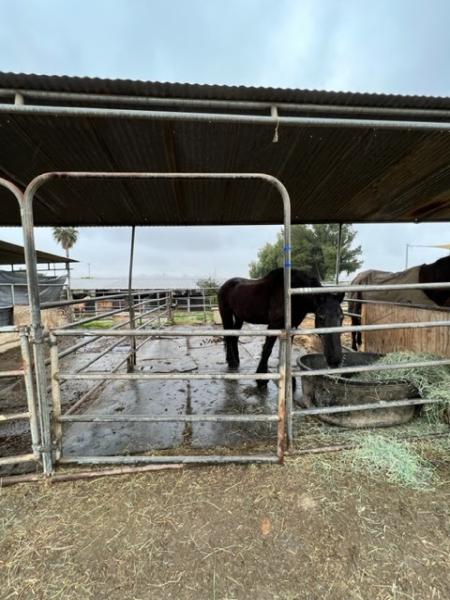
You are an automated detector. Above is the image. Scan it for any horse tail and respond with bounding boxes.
[218,279,242,368]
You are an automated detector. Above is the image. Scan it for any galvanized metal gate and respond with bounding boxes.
[1,169,450,480]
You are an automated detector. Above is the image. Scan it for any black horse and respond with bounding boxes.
[349,255,450,350]
[218,268,344,385]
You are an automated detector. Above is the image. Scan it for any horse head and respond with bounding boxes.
[312,292,344,368]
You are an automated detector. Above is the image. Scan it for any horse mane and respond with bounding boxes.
[263,267,322,288]
[422,254,450,275]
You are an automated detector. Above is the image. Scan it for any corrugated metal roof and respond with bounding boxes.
[2,71,450,110]
[0,239,77,265]
[1,72,450,226]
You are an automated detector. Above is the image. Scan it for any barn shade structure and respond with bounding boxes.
[0,239,77,266]
[1,71,450,479]
[1,72,450,226]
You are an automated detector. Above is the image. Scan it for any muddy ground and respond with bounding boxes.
[1,319,320,470]
[1,443,449,600]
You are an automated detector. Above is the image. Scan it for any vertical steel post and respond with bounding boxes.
[19,327,40,459]
[168,291,174,324]
[127,226,137,372]
[277,337,286,463]
[21,186,53,475]
[335,223,343,284]
[279,183,292,448]
[202,289,207,323]
[49,333,63,461]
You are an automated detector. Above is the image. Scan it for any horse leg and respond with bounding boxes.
[231,316,243,368]
[219,304,239,368]
[256,325,278,388]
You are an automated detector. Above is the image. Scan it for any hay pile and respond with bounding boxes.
[355,351,450,423]
[350,434,434,489]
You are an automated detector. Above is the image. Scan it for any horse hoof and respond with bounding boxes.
[227,363,239,371]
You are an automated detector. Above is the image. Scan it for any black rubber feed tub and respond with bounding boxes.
[297,352,419,428]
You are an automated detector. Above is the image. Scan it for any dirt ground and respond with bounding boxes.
[1,441,449,600]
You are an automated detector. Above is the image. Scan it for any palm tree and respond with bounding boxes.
[53,227,79,300]
[52,227,79,258]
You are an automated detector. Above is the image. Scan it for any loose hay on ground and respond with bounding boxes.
[1,449,450,600]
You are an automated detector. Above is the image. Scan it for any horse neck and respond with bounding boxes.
[420,256,450,305]
[420,255,450,283]
[291,274,320,324]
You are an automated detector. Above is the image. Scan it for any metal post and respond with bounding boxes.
[202,289,207,323]
[49,333,62,461]
[168,291,174,324]
[277,338,286,463]
[11,283,15,306]
[19,328,40,459]
[20,181,54,475]
[127,226,137,372]
[405,243,410,269]
[279,183,292,449]
[335,223,342,285]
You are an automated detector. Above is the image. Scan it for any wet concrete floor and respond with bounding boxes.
[62,326,304,458]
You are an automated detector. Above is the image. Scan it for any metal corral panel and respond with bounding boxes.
[1,73,450,226]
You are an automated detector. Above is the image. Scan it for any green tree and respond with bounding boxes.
[249,224,362,280]
[196,276,220,297]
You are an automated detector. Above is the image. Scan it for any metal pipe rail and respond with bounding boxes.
[59,455,279,466]
[58,372,279,381]
[293,397,442,417]
[73,310,167,374]
[56,300,168,359]
[346,297,450,312]
[292,357,450,379]
[60,414,278,423]
[294,319,450,337]
[53,327,283,337]
[42,291,142,309]
[291,281,450,295]
[51,321,286,463]
[4,86,450,122]
[5,103,450,133]
[61,310,170,415]
[0,411,30,421]
[57,296,160,330]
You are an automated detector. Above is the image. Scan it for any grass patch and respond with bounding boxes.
[75,319,114,329]
[173,310,213,325]
[349,434,435,489]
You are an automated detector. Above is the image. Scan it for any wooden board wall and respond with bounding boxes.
[362,303,450,357]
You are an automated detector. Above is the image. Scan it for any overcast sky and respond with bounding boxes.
[1,0,450,280]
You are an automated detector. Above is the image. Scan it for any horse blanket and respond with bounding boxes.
[348,265,438,307]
